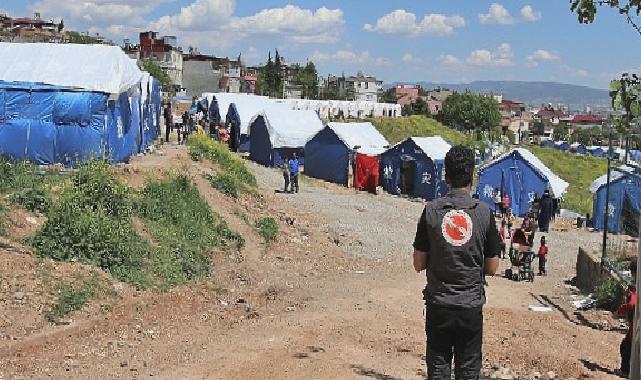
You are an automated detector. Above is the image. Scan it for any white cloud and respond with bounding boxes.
[402,53,423,64]
[560,65,590,78]
[526,49,560,67]
[576,69,589,77]
[310,50,370,64]
[479,3,514,25]
[30,0,166,27]
[467,43,514,66]
[375,57,392,67]
[364,9,465,36]
[153,0,234,31]
[520,5,542,22]
[440,54,461,66]
[243,47,259,63]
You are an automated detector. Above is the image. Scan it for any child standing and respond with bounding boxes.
[537,236,548,276]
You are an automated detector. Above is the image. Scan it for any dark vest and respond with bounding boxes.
[423,189,492,308]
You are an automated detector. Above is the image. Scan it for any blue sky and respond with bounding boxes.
[1,0,639,88]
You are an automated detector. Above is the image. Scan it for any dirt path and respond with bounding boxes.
[0,145,627,379]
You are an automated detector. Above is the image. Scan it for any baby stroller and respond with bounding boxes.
[505,248,535,282]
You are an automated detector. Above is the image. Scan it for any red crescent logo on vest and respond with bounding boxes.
[441,210,473,247]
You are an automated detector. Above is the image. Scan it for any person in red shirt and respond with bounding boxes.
[501,192,510,218]
[537,236,548,276]
[616,261,637,378]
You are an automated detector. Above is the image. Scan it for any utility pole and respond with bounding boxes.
[601,122,613,265]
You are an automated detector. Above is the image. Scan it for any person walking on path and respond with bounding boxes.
[537,236,548,276]
[493,188,502,218]
[413,145,501,380]
[163,104,173,143]
[537,190,554,233]
[282,157,291,193]
[616,261,637,378]
[289,153,300,193]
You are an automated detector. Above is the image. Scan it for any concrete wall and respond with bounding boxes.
[576,247,605,293]
[183,61,220,96]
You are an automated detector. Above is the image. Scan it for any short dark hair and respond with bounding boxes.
[444,145,475,188]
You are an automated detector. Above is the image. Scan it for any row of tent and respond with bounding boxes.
[541,139,640,161]
[277,99,402,120]
[202,94,574,217]
[0,43,161,166]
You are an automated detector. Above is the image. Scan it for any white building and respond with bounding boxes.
[338,72,383,102]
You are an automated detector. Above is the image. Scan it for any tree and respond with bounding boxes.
[571,0,641,36]
[58,18,64,33]
[274,49,283,97]
[442,91,501,137]
[553,123,570,141]
[142,60,170,89]
[295,62,319,99]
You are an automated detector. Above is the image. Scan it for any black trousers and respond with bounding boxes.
[621,330,632,374]
[538,256,546,274]
[290,174,299,193]
[426,304,483,380]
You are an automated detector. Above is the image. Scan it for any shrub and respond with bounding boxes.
[255,217,278,243]
[594,276,626,311]
[11,187,51,213]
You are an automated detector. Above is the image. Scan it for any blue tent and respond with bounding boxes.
[570,143,587,155]
[588,146,606,158]
[0,43,147,166]
[305,122,389,186]
[248,107,324,168]
[541,140,555,148]
[554,141,570,151]
[629,149,641,162]
[379,137,450,200]
[477,148,569,217]
[591,170,641,233]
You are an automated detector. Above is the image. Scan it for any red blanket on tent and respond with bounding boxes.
[354,153,380,193]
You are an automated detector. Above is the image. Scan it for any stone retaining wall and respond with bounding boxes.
[575,247,604,293]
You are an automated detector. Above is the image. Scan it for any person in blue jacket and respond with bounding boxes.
[289,153,300,193]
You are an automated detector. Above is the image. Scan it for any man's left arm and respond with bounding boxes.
[484,213,501,276]
[413,208,430,272]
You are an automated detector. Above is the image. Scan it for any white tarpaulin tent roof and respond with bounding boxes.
[590,166,636,193]
[251,107,324,149]
[504,148,569,197]
[410,136,452,161]
[203,93,282,135]
[326,122,390,155]
[0,42,143,94]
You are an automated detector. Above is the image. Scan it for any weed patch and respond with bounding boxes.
[47,275,99,321]
[188,134,256,188]
[594,276,626,311]
[11,187,51,213]
[207,172,242,198]
[255,217,278,243]
[135,174,244,288]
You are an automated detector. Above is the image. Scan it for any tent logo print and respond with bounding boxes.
[441,210,473,247]
[483,184,494,198]
[383,165,393,180]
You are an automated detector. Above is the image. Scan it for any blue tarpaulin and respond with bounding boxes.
[592,173,641,233]
[379,138,440,200]
[0,80,158,166]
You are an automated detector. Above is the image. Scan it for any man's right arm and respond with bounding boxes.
[413,208,430,273]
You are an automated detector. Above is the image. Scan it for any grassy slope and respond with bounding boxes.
[527,145,607,215]
[369,115,476,146]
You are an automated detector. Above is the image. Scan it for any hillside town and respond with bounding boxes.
[0,3,641,380]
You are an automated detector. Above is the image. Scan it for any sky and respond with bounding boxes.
[1,0,640,89]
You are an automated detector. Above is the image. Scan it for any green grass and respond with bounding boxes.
[527,145,607,215]
[594,276,626,312]
[369,115,480,147]
[207,172,243,198]
[255,217,278,243]
[20,160,243,290]
[188,134,257,188]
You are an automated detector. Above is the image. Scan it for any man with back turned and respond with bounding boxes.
[413,145,501,380]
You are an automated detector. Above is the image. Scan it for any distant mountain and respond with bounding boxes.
[387,80,610,108]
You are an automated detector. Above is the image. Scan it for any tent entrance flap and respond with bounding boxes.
[354,153,379,193]
[400,157,417,196]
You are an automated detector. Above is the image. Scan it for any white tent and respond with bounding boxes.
[251,107,324,148]
[203,93,283,135]
[326,122,390,155]
[410,136,452,161]
[514,148,569,197]
[0,42,142,94]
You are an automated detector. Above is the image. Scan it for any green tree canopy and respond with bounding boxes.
[142,60,170,88]
[441,91,501,135]
[553,122,570,141]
